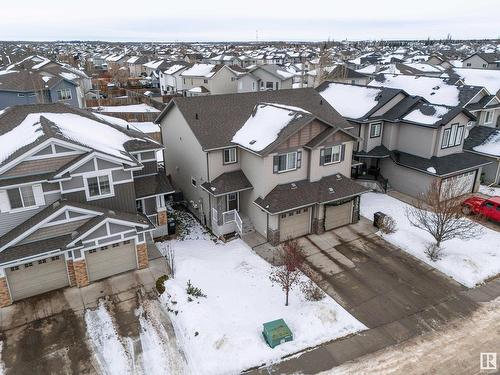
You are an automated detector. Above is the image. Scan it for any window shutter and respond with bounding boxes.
[340,144,345,162]
[273,155,279,173]
[0,190,10,212]
[320,148,325,166]
[33,184,45,207]
[297,151,302,168]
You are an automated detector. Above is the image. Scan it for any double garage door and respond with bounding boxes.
[6,255,69,301]
[280,208,311,240]
[325,201,353,231]
[86,240,137,282]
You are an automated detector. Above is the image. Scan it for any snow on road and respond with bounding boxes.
[85,302,133,375]
[156,238,366,375]
[361,192,500,287]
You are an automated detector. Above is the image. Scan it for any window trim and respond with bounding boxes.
[277,151,298,173]
[6,185,37,212]
[484,110,493,124]
[223,148,237,164]
[83,172,114,201]
[191,176,197,187]
[441,123,463,149]
[323,144,343,165]
[57,88,72,101]
[369,122,382,138]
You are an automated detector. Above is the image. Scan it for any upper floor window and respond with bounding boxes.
[321,144,344,165]
[85,174,112,199]
[223,148,237,164]
[466,63,471,67]
[274,151,300,173]
[369,122,382,138]
[266,82,274,89]
[57,88,72,101]
[441,124,464,149]
[7,186,36,209]
[484,111,493,124]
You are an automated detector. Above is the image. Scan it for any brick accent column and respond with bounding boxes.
[136,243,149,269]
[312,218,325,235]
[267,228,280,246]
[157,208,168,226]
[0,277,12,308]
[66,260,77,287]
[73,259,89,287]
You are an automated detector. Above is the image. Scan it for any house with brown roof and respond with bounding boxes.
[0,103,174,307]
[156,89,369,245]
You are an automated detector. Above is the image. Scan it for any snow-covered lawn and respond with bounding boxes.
[156,238,366,375]
[361,192,500,287]
[479,184,500,197]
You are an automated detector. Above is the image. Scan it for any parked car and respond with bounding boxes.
[462,196,500,222]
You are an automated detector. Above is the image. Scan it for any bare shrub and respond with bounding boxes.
[301,280,325,301]
[424,243,443,261]
[379,215,397,234]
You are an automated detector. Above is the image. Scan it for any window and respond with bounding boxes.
[323,145,342,164]
[277,152,297,172]
[124,240,131,245]
[57,88,72,101]
[24,262,33,268]
[136,199,143,213]
[89,249,97,253]
[369,122,382,138]
[204,79,208,84]
[7,186,36,209]
[86,175,112,198]
[266,81,273,89]
[484,111,493,124]
[38,259,47,264]
[466,63,471,67]
[191,177,197,187]
[51,256,60,261]
[100,246,108,251]
[10,266,19,271]
[223,148,237,164]
[17,93,25,98]
[112,243,120,248]
[441,124,463,148]
[281,213,286,219]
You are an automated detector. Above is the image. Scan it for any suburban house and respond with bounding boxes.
[462,53,500,70]
[159,62,190,95]
[248,65,294,91]
[463,126,500,185]
[0,103,173,307]
[126,56,150,77]
[317,82,491,198]
[180,64,244,96]
[156,89,369,245]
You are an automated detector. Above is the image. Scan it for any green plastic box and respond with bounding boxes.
[262,319,293,348]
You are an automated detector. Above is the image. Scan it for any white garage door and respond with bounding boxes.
[325,201,353,231]
[6,255,69,301]
[280,207,311,241]
[441,170,476,199]
[86,240,137,282]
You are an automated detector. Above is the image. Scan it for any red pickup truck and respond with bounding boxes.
[462,196,500,222]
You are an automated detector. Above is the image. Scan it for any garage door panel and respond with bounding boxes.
[441,171,476,199]
[280,208,311,241]
[325,202,352,231]
[6,256,69,301]
[86,241,137,282]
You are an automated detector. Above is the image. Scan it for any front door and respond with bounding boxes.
[227,192,238,211]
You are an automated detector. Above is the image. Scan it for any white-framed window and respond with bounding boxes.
[7,186,36,209]
[84,173,113,200]
[441,124,464,148]
[484,111,493,124]
[57,88,72,101]
[223,148,237,164]
[323,145,343,164]
[17,93,25,98]
[191,177,197,187]
[277,152,297,173]
[369,122,382,138]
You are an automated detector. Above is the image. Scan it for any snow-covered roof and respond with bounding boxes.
[181,64,216,77]
[402,104,451,125]
[451,68,500,95]
[473,131,500,156]
[163,64,186,75]
[232,103,310,152]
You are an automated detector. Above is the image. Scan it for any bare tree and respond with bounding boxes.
[269,239,305,306]
[108,65,129,87]
[405,179,483,260]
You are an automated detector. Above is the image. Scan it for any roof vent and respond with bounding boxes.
[291,183,297,189]
[336,174,342,180]
[249,140,256,145]
[71,231,78,239]
[320,99,323,105]
[328,187,335,194]
[195,113,199,120]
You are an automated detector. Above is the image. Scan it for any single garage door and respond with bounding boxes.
[86,240,137,282]
[325,201,353,231]
[441,170,476,198]
[280,207,311,241]
[6,255,69,301]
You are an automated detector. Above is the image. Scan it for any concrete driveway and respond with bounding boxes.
[0,248,171,374]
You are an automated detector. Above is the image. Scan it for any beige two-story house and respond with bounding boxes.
[156,89,368,245]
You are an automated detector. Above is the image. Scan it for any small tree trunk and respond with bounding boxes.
[285,287,289,306]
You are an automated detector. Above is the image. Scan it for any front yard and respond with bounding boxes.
[156,235,366,375]
[360,192,500,288]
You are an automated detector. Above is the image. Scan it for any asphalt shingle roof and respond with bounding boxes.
[200,170,253,196]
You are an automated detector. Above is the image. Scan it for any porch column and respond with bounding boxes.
[73,251,89,287]
[136,241,149,269]
[0,269,12,307]
[157,207,168,226]
[66,259,77,287]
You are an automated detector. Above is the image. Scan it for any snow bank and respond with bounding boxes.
[360,192,500,287]
[479,184,500,196]
[85,302,132,375]
[156,238,365,375]
[319,83,382,119]
[232,103,310,152]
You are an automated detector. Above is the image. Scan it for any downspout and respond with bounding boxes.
[206,152,212,227]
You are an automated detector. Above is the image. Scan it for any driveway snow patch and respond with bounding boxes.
[360,192,500,287]
[156,238,365,375]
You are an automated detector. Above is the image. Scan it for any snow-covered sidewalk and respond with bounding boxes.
[156,238,366,375]
[360,192,500,287]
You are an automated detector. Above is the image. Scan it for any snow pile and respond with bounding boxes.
[232,103,310,152]
[426,167,437,174]
[319,83,382,119]
[93,104,160,113]
[0,113,44,163]
[370,75,460,106]
[156,238,365,375]
[85,302,132,375]
[403,104,450,125]
[473,130,500,156]
[360,192,500,287]
[479,184,500,196]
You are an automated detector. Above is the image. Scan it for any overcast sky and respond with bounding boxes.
[1,0,498,42]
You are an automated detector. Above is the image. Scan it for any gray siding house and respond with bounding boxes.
[156,89,368,245]
[0,104,173,307]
